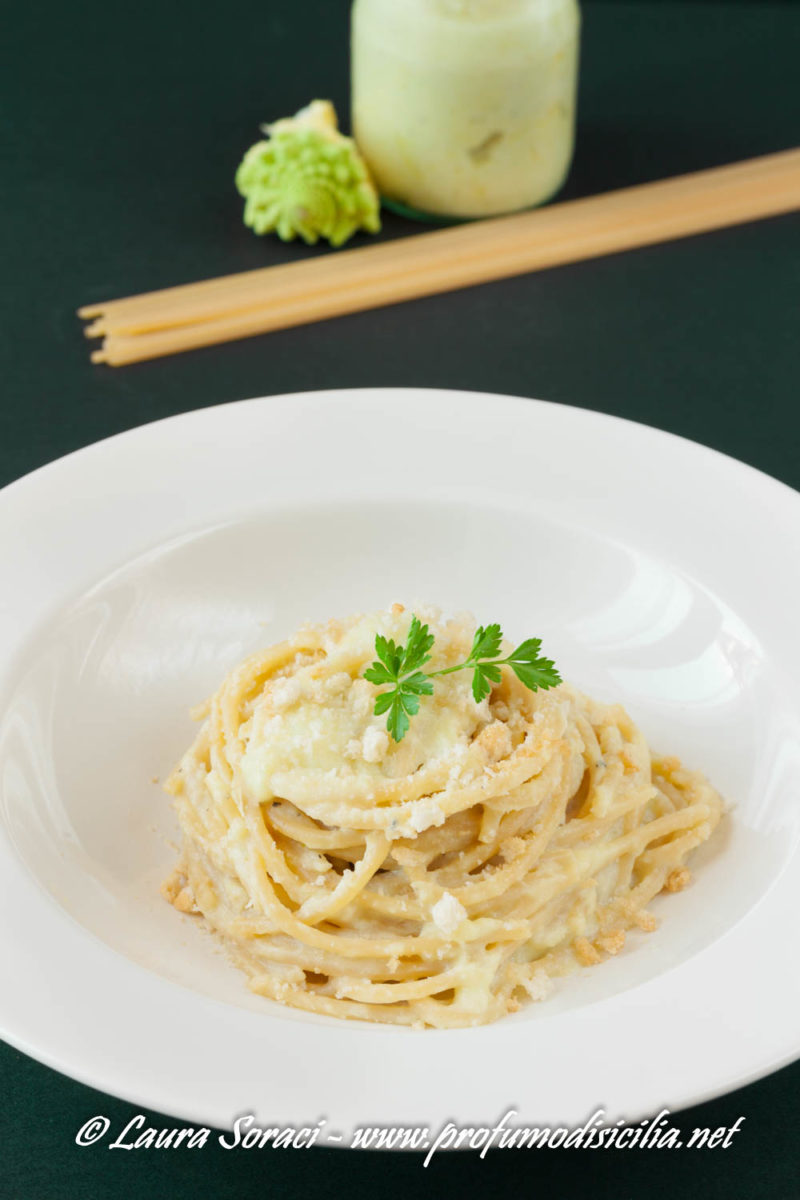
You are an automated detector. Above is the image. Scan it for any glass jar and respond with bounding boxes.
[351,0,581,220]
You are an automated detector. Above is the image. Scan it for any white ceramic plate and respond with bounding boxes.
[1,387,799,1135]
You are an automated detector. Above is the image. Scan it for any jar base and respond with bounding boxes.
[380,175,571,226]
[380,197,466,226]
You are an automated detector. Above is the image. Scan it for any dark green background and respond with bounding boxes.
[1,1,799,1197]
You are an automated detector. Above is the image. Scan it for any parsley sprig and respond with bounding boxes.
[363,615,435,742]
[364,615,561,742]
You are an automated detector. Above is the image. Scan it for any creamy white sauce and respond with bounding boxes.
[240,610,487,803]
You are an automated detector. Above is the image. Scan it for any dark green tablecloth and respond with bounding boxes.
[2,1,798,1196]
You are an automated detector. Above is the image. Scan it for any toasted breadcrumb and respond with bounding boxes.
[616,898,658,932]
[634,908,658,932]
[664,866,691,893]
[160,868,184,904]
[597,929,626,956]
[500,836,526,863]
[161,868,199,914]
[475,721,513,763]
[173,887,198,914]
[574,937,601,966]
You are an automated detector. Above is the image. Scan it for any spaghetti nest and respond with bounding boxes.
[164,606,723,1028]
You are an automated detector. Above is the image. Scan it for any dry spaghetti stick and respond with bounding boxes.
[89,149,800,364]
[86,150,800,342]
[80,147,800,339]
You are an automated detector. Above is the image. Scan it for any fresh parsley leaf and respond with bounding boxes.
[506,637,542,663]
[400,671,434,696]
[374,634,402,676]
[364,616,435,742]
[469,623,503,663]
[401,615,435,674]
[471,661,502,704]
[386,700,405,742]
[506,639,561,692]
[373,691,395,715]
[399,691,421,716]
[510,660,561,691]
[363,662,395,686]
[387,693,412,742]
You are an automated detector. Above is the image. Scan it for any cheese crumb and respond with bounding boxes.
[409,800,446,833]
[362,726,390,763]
[270,677,303,710]
[476,720,512,762]
[431,891,467,937]
[522,971,552,1002]
[322,671,352,698]
[350,678,373,720]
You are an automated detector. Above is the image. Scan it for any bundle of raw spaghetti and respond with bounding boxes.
[81,148,800,366]
[164,605,722,1028]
